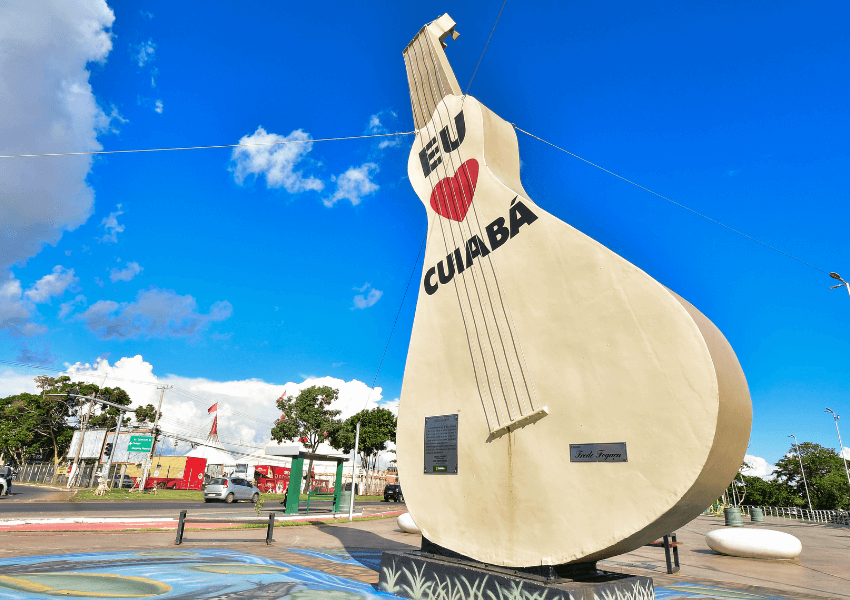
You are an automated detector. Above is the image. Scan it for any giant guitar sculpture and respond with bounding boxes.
[396,14,752,568]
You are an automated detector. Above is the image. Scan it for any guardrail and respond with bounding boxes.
[710,505,850,526]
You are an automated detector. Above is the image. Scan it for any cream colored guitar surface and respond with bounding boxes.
[397,15,751,567]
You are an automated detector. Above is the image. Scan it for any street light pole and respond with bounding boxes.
[828,272,850,298]
[789,434,813,512]
[348,420,360,522]
[825,408,850,497]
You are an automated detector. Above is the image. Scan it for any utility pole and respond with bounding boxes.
[57,392,136,488]
[789,434,813,512]
[67,390,94,488]
[348,420,361,521]
[140,386,170,490]
[825,408,850,499]
[103,405,123,489]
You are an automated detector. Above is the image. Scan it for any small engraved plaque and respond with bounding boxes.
[569,442,628,463]
[424,414,458,474]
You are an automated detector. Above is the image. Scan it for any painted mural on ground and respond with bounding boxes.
[0,549,392,599]
[0,549,794,600]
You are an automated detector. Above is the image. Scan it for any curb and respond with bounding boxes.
[15,483,76,492]
[0,510,406,533]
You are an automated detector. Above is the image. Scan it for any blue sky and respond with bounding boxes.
[1,1,849,472]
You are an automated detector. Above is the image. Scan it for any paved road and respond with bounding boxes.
[0,496,404,518]
[0,483,74,503]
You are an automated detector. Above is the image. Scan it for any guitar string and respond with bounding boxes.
[421,36,536,421]
[409,36,505,429]
[513,125,831,276]
[418,35,530,425]
[406,40,499,430]
[413,35,518,429]
[430,96,535,420]
[420,34,532,426]
[414,34,517,427]
[414,37,504,431]
[420,39,525,422]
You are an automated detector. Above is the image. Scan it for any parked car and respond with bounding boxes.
[383,484,404,502]
[203,476,260,503]
[108,474,134,489]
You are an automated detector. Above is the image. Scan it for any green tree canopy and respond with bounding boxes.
[331,407,397,473]
[771,442,848,510]
[270,386,341,493]
[0,376,77,473]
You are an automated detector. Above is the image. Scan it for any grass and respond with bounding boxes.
[69,489,389,503]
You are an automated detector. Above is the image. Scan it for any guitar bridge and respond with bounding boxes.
[488,406,549,439]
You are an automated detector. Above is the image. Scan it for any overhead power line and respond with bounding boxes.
[467,0,509,94]
[513,125,831,276]
[0,131,415,159]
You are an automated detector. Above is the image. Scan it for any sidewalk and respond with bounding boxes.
[0,515,846,599]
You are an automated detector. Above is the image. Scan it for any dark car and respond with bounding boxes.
[384,484,404,502]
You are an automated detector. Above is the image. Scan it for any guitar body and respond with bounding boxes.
[397,90,752,567]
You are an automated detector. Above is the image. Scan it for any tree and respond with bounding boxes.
[774,442,849,510]
[0,377,77,479]
[738,474,801,508]
[0,394,42,467]
[134,404,159,426]
[270,386,341,493]
[48,377,133,430]
[331,407,397,475]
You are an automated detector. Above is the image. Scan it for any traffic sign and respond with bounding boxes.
[127,435,154,452]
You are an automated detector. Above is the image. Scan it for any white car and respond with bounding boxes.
[0,466,13,497]
[203,476,260,503]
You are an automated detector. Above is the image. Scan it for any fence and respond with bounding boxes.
[725,505,850,526]
[14,462,133,488]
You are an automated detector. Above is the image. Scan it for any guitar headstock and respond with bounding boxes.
[403,14,463,130]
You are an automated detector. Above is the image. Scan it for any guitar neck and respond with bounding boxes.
[403,14,462,130]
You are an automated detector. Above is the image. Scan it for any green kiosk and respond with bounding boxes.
[265,445,350,516]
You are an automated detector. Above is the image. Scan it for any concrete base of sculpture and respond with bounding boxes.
[397,512,421,534]
[378,550,654,600]
[705,528,802,559]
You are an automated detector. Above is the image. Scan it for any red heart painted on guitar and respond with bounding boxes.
[429,159,479,222]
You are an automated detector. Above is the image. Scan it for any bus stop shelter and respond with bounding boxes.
[265,446,349,515]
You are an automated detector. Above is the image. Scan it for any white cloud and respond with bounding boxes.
[367,110,400,149]
[74,287,233,340]
[352,285,383,310]
[741,454,776,480]
[0,0,116,269]
[24,266,78,303]
[0,275,32,333]
[154,99,163,113]
[325,163,379,207]
[230,127,324,193]
[99,205,125,243]
[133,38,156,67]
[0,367,40,397]
[109,261,143,283]
[140,10,154,19]
[59,294,87,319]
[841,447,850,460]
[47,356,396,466]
